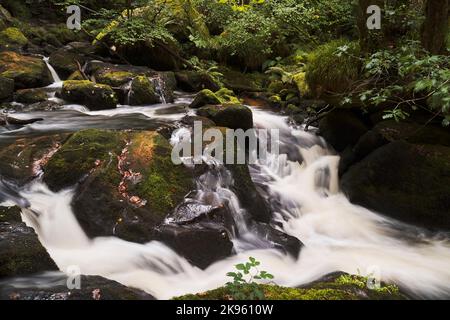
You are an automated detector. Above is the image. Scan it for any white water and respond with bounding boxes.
[9,107,448,300]
[43,57,63,90]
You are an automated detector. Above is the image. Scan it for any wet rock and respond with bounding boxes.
[0,274,155,300]
[0,134,68,186]
[0,76,14,101]
[154,223,233,269]
[0,221,58,278]
[189,89,221,109]
[0,206,22,223]
[129,75,160,106]
[61,80,118,110]
[0,51,52,89]
[318,109,369,152]
[250,223,303,258]
[197,104,253,130]
[14,88,47,104]
[175,70,221,92]
[341,141,450,231]
[43,130,194,243]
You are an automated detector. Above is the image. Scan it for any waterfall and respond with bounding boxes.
[43,57,62,86]
[6,108,450,300]
[150,76,167,104]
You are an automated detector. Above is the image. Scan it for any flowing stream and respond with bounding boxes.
[1,61,450,300]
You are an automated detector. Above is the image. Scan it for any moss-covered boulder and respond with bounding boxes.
[129,76,160,105]
[0,27,28,51]
[0,275,154,300]
[0,51,52,89]
[96,70,134,88]
[0,221,58,278]
[0,134,68,186]
[197,104,254,130]
[175,273,404,300]
[48,42,94,79]
[175,70,221,92]
[61,80,118,110]
[43,130,194,243]
[0,75,14,101]
[341,141,450,231]
[190,89,221,109]
[306,39,361,97]
[14,88,47,104]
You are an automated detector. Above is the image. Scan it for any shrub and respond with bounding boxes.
[306,39,361,96]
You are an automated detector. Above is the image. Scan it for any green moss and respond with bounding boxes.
[174,274,404,300]
[0,27,28,48]
[306,39,361,96]
[62,80,118,110]
[14,88,47,104]
[67,70,85,81]
[292,72,311,98]
[215,88,241,104]
[127,132,193,217]
[43,129,125,191]
[129,75,160,105]
[96,71,134,87]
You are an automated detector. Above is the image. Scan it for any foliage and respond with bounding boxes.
[342,41,450,126]
[306,39,361,96]
[225,257,274,300]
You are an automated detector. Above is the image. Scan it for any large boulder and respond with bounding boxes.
[14,88,47,104]
[0,76,14,101]
[48,42,95,79]
[341,141,450,231]
[319,109,369,152]
[197,104,254,130]
[0,51,52,89]
[0,206,58,278]
[43,130,194,243]
[61,80,118,110]
[129,75,160,105]
[0,27,28,51]
[190,88,240,109]
[0,274,154,300]
[175,70,221,92]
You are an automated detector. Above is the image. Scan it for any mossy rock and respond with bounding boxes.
[0,134,69,186]
[197,104,253,130]
[14,88,47,104]
[48,42,94,79]
[0,75,14,101]
[0,222,58,278]
[175,70,221,92]
[44,130,194,243]
[129,76,160,105]
[174,273,404,300]
[43,130,124,191]
[61,80,118,110]
[67,70,85,81]
[0,27,28,50]
[189,89,222,109]
[306,39,361,97]
[341,141,450,231]
[95,70,134,87]
[0,51,52,89]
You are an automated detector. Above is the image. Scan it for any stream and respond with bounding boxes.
[1,60,450,300]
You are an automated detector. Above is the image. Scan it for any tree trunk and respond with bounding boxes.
[421,0,449,54]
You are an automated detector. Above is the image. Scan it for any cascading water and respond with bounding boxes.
[3,105,449,300]
[151,76,167,104]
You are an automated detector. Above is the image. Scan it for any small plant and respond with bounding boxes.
[225,257,274,300]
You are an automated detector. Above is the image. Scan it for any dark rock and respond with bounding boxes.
[129,75,160,105]
[154,223,233,269]
[0,222,58,278]
[0,274,155,300]
[319,109,369,152]
[0,76,14,101]
[61,80,118,110]
[14,88,47,104]
[175,70,221,92]
[197,104,254,131]
[49,42,95,79]
[341,141,450,231]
